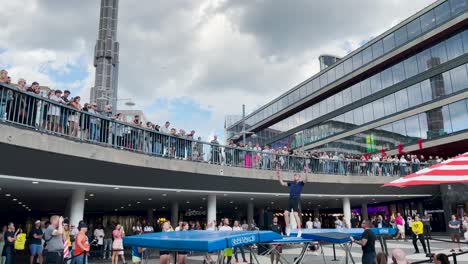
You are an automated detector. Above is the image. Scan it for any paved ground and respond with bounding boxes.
[83,236,468,263]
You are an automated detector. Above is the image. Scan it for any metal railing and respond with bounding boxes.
[0,83,429,177]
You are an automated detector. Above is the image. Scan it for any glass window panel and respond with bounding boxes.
[434,2,451,25]
[344,111,354,125]
[306,82,313,95]
[327,68,336,84]
[294,90,300,103]
[312,104,319,119]
[395,88,409,112]
[353,107,364,125]
[319,101,327,116]
[373,98,385,120]
[360,78,371,98]
[281,97,288,109]
[462,30,468,53]
[419,113,429,139]
[312,78,320,92]
[383,93,397,115]
[394,26,408,47]
[446,33,464,61]
[450,0,468,15]
[305,106,312,121]
[326,96,335,113]
[405,115,422,140]
[430,41,448,67]
[420,9,435,33]
[299,86,307,98]
[407,18,422,40]
[351,83,361,102]
[335,92,343,109]
[442,105,453,134]
[344,59,353,75]
[342,87,352,106]
[352,53,363,70]
[335,63,344,79]
[450,64,468,92]
[383,33,395,53]
[370,73,382,93]
[407,83,423,107]
[362,103,374,123]
[320,73,328,88]
[420,79,433,103]
[417,49,432,73]
[392,62,406,84]
[404,55,419,78]
[393,120,407,137]
[372,40,384,59]
[449,100,468,132]
[287,93,294,106]
[362,46,373,65]
[381,67,394,89]
[430,71,453,98]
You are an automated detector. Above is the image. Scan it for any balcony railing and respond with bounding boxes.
[0,83,429,177]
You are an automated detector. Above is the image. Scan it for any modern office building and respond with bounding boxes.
[90,0,120,113]
[226,0,468,158]
[319,55,341,71]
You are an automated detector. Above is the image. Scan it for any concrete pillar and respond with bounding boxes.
[69,189,85,227]
[147,208,154,227]
[258,208,265,229]
[343,197,351,228]
[361,203,368,221]
[171,201,179,225]
[247,201,254,226]
[207,194,216,225]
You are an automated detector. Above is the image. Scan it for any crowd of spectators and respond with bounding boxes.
[0,69,452,177]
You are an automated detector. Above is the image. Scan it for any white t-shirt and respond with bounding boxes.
[174,227,181,231]
[94,229,105,245]
[233,226,242,231]
[219,226,232,231]
[48,95,65,116]
[313,221,321,229]
[144,226,154,233]
[306,221,313,229]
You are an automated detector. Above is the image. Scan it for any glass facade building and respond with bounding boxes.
[225,0,468,155]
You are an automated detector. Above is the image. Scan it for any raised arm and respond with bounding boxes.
[276,166,288,187]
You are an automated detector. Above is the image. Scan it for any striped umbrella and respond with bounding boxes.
[384,152,468,187]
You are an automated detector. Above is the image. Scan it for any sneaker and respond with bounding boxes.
[286,227,291,237]
[243,260,248,263]
[297,230,302,238]
[414,251,420,254]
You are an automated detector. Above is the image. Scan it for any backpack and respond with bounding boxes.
[14,233,26,250]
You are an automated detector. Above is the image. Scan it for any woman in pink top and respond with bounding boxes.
[112,223,126,264]
[395,213,405,241]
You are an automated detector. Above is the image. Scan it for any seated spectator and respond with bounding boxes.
[433,253,450,264]
[391,248,410,264]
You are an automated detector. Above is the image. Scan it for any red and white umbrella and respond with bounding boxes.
[384,152,468,187]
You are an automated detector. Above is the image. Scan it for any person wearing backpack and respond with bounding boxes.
[29,220,44,264]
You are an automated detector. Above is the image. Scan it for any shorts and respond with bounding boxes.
[48,115,59,124]
[397,225,404,233]
[224,248,233,257]
[113,240,124,255]
[68,114,79,123]
[132,256,142,263]
[271,244,282,253]
[30,244,43,255]
[451,232,461,242]
[288,197,300,212]
[160,250,171,256]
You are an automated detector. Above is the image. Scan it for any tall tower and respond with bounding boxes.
[90,0,120,113]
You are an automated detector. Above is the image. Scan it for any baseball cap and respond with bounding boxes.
[392,248,408,264]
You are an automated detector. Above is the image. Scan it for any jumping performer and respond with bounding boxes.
[277,165,307,237]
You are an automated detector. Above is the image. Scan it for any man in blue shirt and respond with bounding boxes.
[277,165,307,237]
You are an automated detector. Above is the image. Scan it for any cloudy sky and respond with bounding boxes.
[0,0,435,141]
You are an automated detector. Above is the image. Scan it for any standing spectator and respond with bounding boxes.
[253,143,262,169]
[132,221,142,235]
[47,90,65,133]
[463,215,468,247]
[448,214,462,253]
[63,222,72,262]
[306,218,313,229]
[351,213,360,228]
[25,81,40,127]
[93,224,105,259]
[411,216,428,256]
[60,90,71,134]
[399,155,408,176]
[67,96,81,137]
[262,145,271,170]
[406,216,413,238]
[210,136,220,164]
[103,222,114,260]
[232,221,247,263]
[270,217,283,264]
[159,221,172,264]
[3,222,21,264]
[44,215,64,264]
[72,223,90,264]
[350,220,376,264]
[29,220,44,264]
[244,141,253,168]
[99,104,112,144]
[334,216,343,228]
[143,221,154,233]
[176,222,189,264]
[112,223,125,264]
[0,69,9,120]
[391,248,410,264]
[80,103,91,139]
[219,218,233,264]
[313,218,321,229]
[88,103,100,142]
[395,213,406,241]
[421,212,432,239]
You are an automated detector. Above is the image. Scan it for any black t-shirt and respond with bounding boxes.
[270,224,282,234]
[361,229,376,254]
[4,231,15,247]
[29,227,43,245]
[351,217,359,228]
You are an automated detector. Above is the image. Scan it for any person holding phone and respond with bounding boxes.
[3,222,21,264]
[44,215,64,264]
[112,223,125,264]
